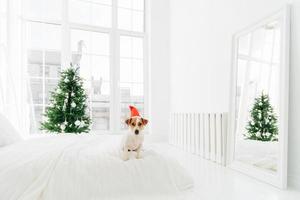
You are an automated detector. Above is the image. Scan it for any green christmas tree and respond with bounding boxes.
[245,92,278,141]
[41,64,91,133]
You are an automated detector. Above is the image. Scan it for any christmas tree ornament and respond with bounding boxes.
[79,121,85,128]
[256,132,261,138]
[60,124,66,131]
[75,120,81,126]
[64,77,69,83]
[71,102,76,108]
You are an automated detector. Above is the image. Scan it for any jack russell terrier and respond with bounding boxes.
[121,106,148,161]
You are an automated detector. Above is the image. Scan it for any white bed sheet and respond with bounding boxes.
[0,134,193,200]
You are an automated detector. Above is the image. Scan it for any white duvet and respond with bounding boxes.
[0,135,193,200]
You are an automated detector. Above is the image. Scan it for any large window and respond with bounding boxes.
[24,0,147,134]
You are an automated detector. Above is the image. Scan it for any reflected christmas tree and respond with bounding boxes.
[245,92,278,141]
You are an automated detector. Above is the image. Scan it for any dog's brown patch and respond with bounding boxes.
[125,118,132,125]
[141,118,148,125]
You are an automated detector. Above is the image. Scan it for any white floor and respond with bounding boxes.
[164,145,300,200]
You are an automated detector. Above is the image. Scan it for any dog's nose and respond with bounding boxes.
[135,130,139,135]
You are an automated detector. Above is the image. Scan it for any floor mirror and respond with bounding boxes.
[228,5,290,188]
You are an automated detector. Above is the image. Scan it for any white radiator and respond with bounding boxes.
[169,113,228,165]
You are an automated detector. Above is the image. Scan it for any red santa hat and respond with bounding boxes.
[129,105,140,117]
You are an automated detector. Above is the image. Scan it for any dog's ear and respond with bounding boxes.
[142,118,148,125]
[125,118,132,125]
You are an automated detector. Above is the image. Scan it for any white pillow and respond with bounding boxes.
[0,113,22,147]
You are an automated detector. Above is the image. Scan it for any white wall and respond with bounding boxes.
[149,0,170,139]
[169,0,300,188]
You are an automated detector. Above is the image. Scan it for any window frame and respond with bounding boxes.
[22,0,149,134]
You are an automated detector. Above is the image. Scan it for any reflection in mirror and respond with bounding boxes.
[234,20,281,174]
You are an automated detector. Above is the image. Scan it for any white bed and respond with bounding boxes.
[0,134,193,200]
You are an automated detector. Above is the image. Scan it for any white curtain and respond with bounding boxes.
[0,0,30,137]
[0,45,7,113]
[0,0,8,113]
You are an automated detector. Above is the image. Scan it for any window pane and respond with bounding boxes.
[45,51,61,78]
[71,29,110,131]
[118,0,144,11]
[0,0,7,13]
[92,0,111,5]
[71,29,109,55]
[30,106,43,133]
[269,64,280,108]
[120,36,143,58]
[132,37,143,58]
[118,0,131,9]
[0,17,7,44]
[27,22,61,50]
[27,22,43,49]
[90,55,110,82]
[27,51,61,79]
[251,28,265,59]
[92,107,109,130]
[69,0,112,27]
[30,78,43,104]
[28,50,42,77]
[238,33,251,55]
[28,64,42,77]
[120,58,132,82]
[118,8,132,31]
[24,0,61,21]
[132,59,143,83]
[120,58,143,83]
[120,35,144,129]
[45,79,59,104]
[120,36,132,58]
[132,0,144,11]
[118,0,144,32]
[272,28,281,64]
[132,11,143,32]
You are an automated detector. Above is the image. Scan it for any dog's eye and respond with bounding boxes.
[138,122,142,126]
[131,123,135,126]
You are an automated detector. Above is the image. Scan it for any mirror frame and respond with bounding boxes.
[227,5,290,189]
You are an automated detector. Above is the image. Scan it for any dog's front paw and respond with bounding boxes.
[136,154,142,159]
[122,154,129,161]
